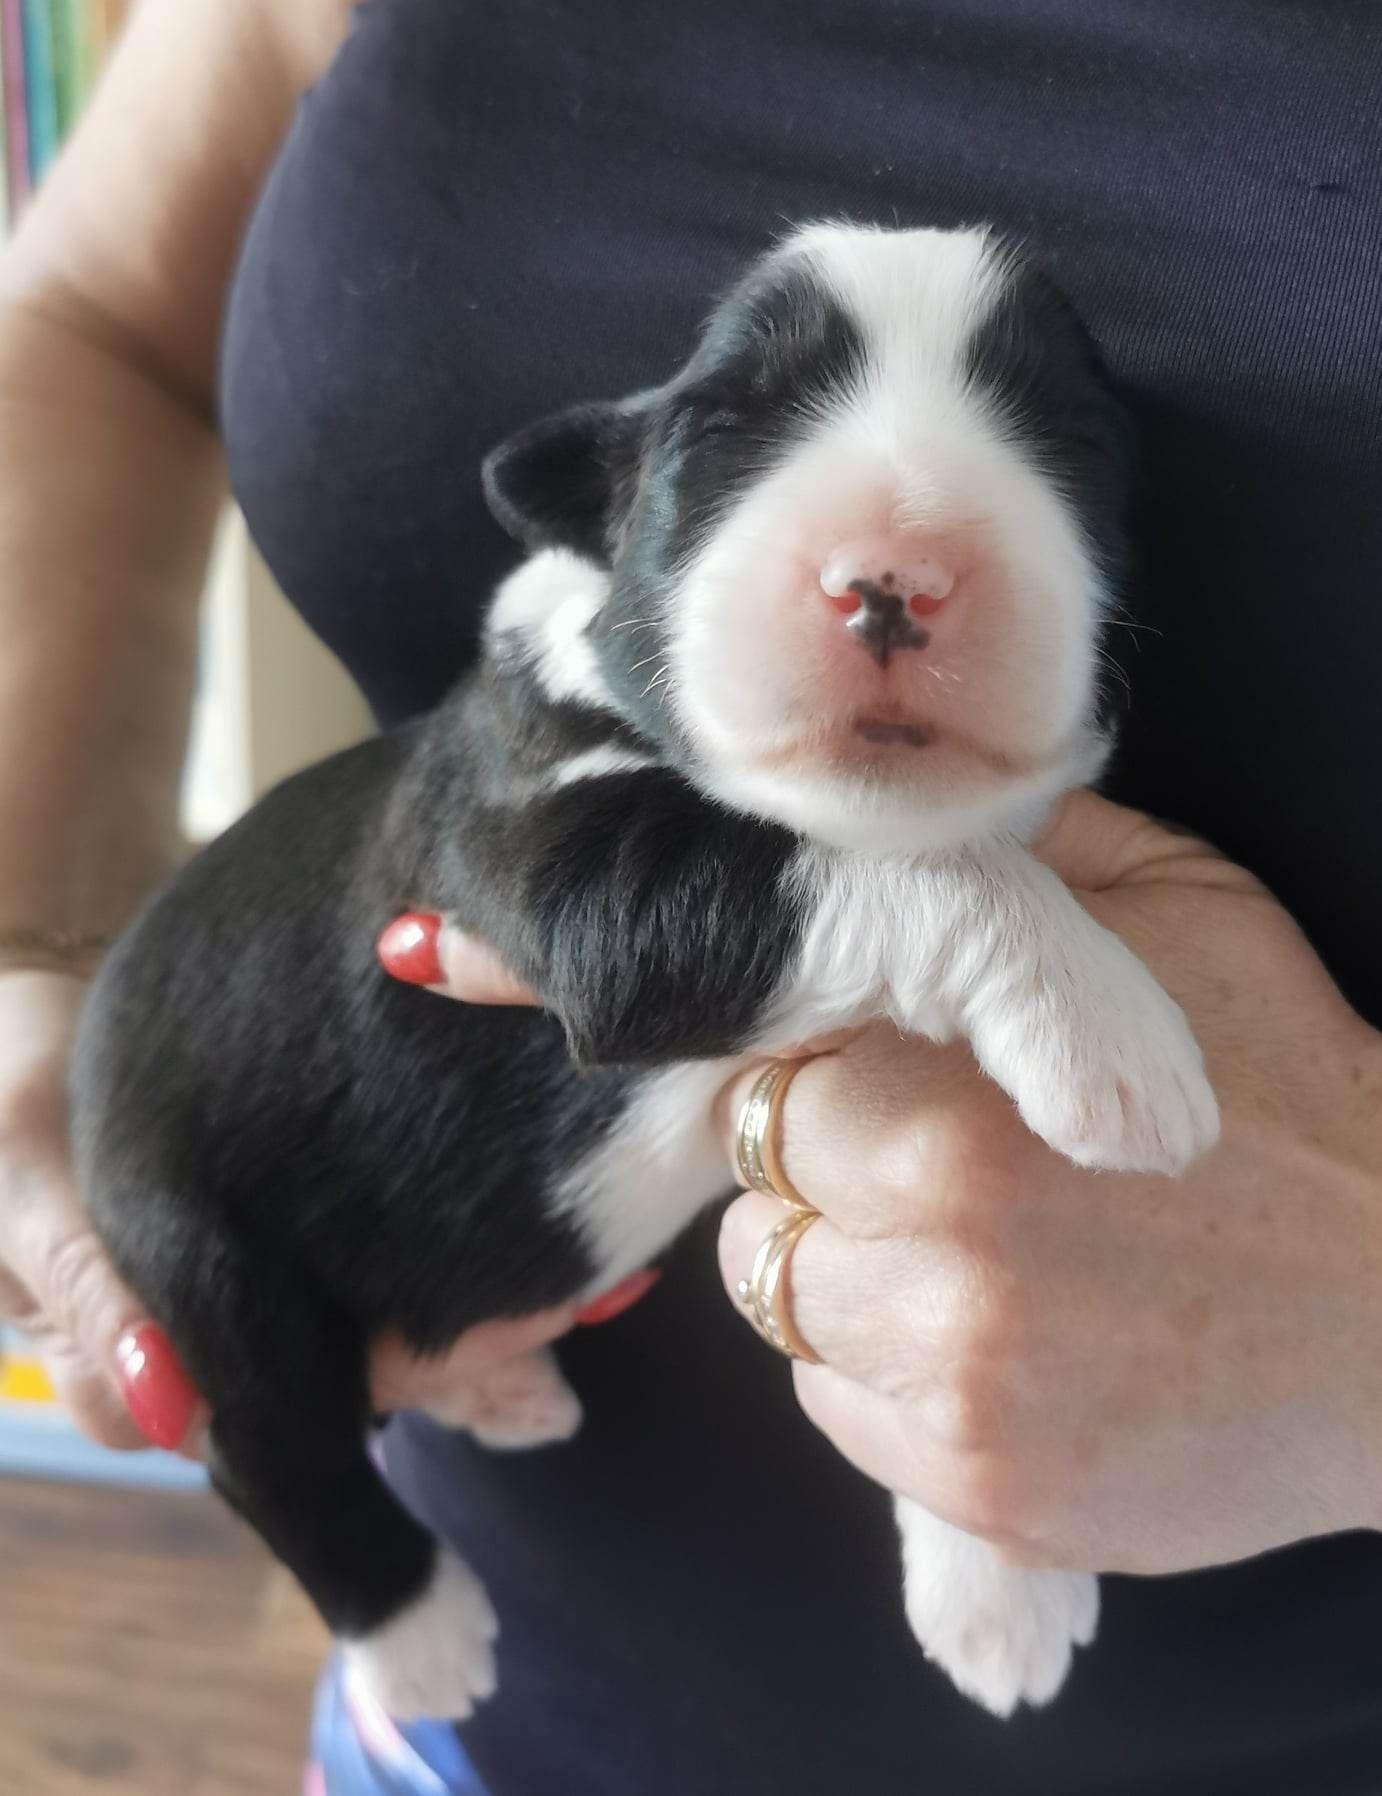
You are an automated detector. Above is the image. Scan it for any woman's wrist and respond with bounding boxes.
[1351,1027,1382,1533]
[1262,1016,1382,1538]
[1357,1024,1382,1162]
[0,832,198,984]
[0,928,111,980]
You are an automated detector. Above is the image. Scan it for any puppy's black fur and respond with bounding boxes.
[75,690,798,1640]
[73,225,1134,1673]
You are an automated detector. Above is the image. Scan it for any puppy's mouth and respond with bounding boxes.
[841,713,1047,782]
[852,716,933,749]
[749,710,1046,783]
[756,709,938,767]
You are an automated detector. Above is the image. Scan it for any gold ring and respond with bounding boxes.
[735,1206,823,1363]
[734,1059,813,1208]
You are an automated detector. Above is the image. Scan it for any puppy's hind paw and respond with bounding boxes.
[910,1562,1099,1717]
[423,1346,583,1450]
[895,1498,1098,1718]
[344,1551,499,1721]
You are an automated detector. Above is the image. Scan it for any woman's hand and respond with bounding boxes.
[0,969,574,1456]
[714,794,1382,1574]
[0,970,160,1447]
[415,798,1382,1571]
[375,789,1382,1575]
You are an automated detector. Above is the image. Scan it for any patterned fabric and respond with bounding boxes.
[306,1656,489,1796]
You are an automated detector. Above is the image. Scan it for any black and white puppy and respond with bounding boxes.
[73,223,1218,1723]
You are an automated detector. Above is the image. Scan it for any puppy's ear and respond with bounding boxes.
[482,402,646,565]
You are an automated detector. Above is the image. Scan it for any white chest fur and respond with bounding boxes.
[550,1061,740,1291]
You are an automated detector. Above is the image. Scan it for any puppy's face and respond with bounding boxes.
[485,224,1133,850]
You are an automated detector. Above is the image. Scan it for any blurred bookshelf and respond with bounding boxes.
[1,2,373,1482]
[182,510,373,847]
[1,0,125,218]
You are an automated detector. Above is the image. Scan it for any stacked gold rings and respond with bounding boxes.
[732,1060,823,1364]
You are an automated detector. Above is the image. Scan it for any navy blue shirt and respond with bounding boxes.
[222,3,1382,1790]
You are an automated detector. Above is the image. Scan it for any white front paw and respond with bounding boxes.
[344,1550,499,1721]
[896,1500,1097,1718]
[974,940,1219,1175]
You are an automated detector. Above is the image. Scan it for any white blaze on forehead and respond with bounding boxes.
[778,222,1066,523]
[782,226,1104,614]
[783,220,1009,432]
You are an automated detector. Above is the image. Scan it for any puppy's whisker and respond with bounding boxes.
[1094,650,1132,695]
[1103,608,1162,640]
[639,665,671,698]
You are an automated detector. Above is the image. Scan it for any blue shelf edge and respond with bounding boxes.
[0,1402,207,1491]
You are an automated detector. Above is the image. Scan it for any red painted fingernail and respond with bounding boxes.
[377,912,445,986]
[115,1324,199,1450]
[575,1267,662,1327]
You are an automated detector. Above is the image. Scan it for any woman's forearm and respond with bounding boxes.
[0,0,356,963]
[0,0,356,1459]
[0,300,223,949]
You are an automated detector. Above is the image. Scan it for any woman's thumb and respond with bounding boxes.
[1031,789,1229,893]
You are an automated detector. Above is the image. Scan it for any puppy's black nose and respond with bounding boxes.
[841,580,930,668]
[819,537,954,669]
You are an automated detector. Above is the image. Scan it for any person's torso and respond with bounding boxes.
[222,3,1382,1790]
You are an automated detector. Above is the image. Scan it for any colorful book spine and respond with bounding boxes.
[21,0,58,185]
[0,0,125,219]
[89,0,122,64]
[1,0,28,212]
[0,6,7,234]
[77,0,97,96]
[52,0,83,133]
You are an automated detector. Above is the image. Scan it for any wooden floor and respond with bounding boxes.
[0,1474,328,1796]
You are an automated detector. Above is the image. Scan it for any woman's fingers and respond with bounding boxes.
[0,1196,200,1453]
[714,1041,968,1384]
[435,926,540,1005]
[24,1315,150,1451]
[717,1199,1038,1552]
[1031,789,1247,901]
[722,1198,1032,1550]
[113,1324,204,1454]
[1027,789,1157,891]
[788,1359,1036,1554]
[790,1361,949,1506]
[718,1188,964,1400]
[377,912,539,1006]
[717,1029,1028,1238]
[0,972,206,1455]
